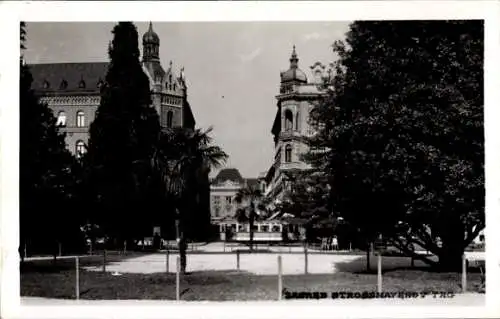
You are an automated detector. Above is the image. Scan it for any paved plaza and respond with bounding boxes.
[82,242,439,275]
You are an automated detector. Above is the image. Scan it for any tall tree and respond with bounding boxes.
[235,185,264,252]
[153,127,227,273]
[86,22,161,245]
[20,22,79,260]
[307,21,484,271]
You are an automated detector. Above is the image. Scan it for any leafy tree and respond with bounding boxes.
[278,169,331,225]
[86,22,161,246]
[235,185,264,252]
[152,127,227,273]
[308,21,483,271]
[20,22,81,260]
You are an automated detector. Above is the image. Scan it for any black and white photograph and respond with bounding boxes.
[1,1,499,319]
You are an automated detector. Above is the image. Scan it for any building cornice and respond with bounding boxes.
[39,95,100,106]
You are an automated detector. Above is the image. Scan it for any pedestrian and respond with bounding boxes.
[332,236,339,251]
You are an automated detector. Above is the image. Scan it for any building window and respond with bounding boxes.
[56,111,66,127]
[284,109,293,131]
[43,80,50,89]
[76,111,85,127]
[173,84,176,90]
[75,140,86,159]
[79,79,86,89]
[226,196,232,204]
[167,111,173,128]
[285,144,292,163]
[295,111,300,130]
[60,80,68,90]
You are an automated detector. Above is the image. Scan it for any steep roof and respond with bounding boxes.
[245,178,259,190]
[213,168,244,185]
[28,62,108,94]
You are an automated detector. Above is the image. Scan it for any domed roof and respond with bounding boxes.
[143,22,159,45]
[281,45,307,83]
[281,68,307,83]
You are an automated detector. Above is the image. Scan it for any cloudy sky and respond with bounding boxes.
[23,21,350,178]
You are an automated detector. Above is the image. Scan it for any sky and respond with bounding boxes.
[24,21,350,178]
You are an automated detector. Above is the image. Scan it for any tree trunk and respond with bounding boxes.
[52,241,58,265]
[366,242,371,272]
[180,237,187,274]
[438,240,464,272]
[249,204,255,253]
[438,220,466,272]
[175,210,187,274]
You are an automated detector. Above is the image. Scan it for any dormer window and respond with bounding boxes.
[60,80,68,90]
[43,80,50,89]
[78,79,86,88]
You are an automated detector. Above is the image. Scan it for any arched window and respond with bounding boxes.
[60,80,68,90]
[285,144,292,163]
[167,111,173,128]
[76,111,85,127]
[78,79,86,89]
[75,140,86,159]
[173,84,176,90]
[56,111,66,127]
[284,109,293,131]
[295,111,300,130]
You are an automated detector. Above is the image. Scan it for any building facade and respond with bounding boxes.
[209,168,260,223]
[28,23,195,158]
[263,46,331,203]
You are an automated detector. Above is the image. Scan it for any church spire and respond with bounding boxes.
[142,21,160,62]
[289,45,299,69]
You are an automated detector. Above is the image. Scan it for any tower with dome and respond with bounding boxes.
[262,45,332,203]
[29,22,195,158]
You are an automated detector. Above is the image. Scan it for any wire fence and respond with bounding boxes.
[53,250,483,301]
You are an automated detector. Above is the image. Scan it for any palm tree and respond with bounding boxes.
[152,127,227,273]
[235,185,263,252]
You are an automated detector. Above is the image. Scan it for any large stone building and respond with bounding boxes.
[209,168,261,223]
[29,23,195,158]
[263,46,331,203]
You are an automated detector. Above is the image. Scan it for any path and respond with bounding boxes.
[21,292,484,305]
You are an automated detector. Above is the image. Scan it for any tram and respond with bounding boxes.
[218,218,306,243]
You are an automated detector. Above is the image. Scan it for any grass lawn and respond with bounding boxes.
[21,255,484,301]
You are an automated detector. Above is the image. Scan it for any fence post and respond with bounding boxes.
[236,250,240,271]
[103,250,107,273]
[304,245,308,274]
[166,249,169,273]
[176,256,180,301]
[278,255,283,300]
[462,254,467,293]
[377,253,382,293]
[75,256,80,300]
